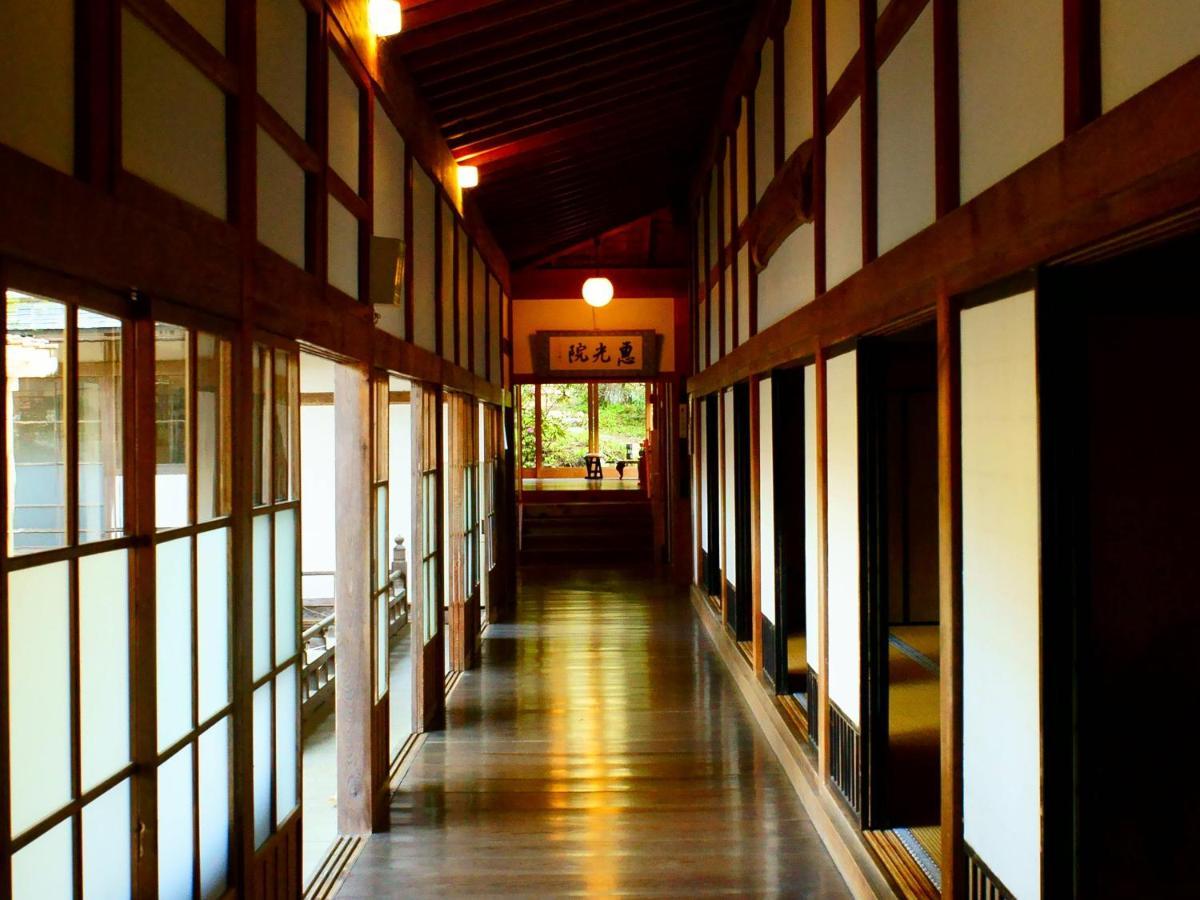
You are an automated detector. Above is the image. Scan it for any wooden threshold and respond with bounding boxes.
[864,830,940,900]
[302,835,366,900]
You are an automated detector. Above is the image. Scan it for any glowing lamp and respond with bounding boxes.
[458,165,479,189]
[368,0,402,37]
[582,277,614,308]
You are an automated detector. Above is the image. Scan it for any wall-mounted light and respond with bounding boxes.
[458,165,479,189]
[368,0,402,37]
[582,277,614,308]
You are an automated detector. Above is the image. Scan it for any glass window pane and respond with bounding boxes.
[199,716,230,899]
[376,589,388,702]
[597,382,647,463]
[156,537,193,751]
[252,513,272,679]
[12,817,72,900]
[519,384,536,470]
[78,308,124,543]
[79,549,131,791]
[6,291,68,554]
[7,561,72,836]
[197,527,230,722]
[155,323,190,529]
[252,682,272,848]
[82,779,132,900]
[376,483,389,592]
[273,348,295,502]
[274,665,298,824]
[196,333,232,521]
[274,508,297,665]
[539,383,589,467]
[157,745,195,900]
[252,344,271,506]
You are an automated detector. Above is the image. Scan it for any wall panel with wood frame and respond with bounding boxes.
[1100,0,1200,112]
[411,166,438,354]
[0,0,74,174]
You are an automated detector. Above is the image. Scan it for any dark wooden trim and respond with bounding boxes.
[256,98,321,173]
[748,141,816,271]
[933,0,959,217]
[937,286,965,899]
[123,0,239,94]
[328,171,369,221]
[688,57,1200,396]
[1063,0,1101,135]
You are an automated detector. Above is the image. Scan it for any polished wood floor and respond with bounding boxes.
[336,566,852,897]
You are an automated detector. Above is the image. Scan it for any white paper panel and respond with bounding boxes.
[274,508,298,664]
[411,165,437,353]
[723,390,736,586]
[252,682,273,847]
[252,512,272,679]
[328,197,360,299]
[825,350,860,723]
[877,5,935,255]
[79,550,131,791]
[257,128,306,268]
[826,0,860,85]
[0,0,74,173]
[1100,0,1200,111]
[158,745,195,899]
[804,365,821,672]
[256,0,307,135]
[122,10,226,219]
[199,717,231,898]
[958,0,1062,202]
[12,818,72,900]
[783,1,813,156]
[825,101,863,290]
[82,780,132,900]
[759,378,776,623]
[7,562,72,836]
[197,527,230,722]
[274,666,298,824]
[961,292,1041,900]
[374,100,406,240]
[156,537,194,751]
[327,48,360,192]
[758,224,816,331]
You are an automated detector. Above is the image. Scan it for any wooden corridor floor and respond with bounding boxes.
[335,567,853,897]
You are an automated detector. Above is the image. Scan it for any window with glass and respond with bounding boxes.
[519,382,647,475]
[372,374,390,703]
[152,323,234,899]
[4,287,134,899]
[418,386,440,646]
[249,342,301,851]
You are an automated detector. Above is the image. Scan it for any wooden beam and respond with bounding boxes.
[747,140,815,271]
[688,56,1200,397]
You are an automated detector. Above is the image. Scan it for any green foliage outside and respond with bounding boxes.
[519,382,647,469]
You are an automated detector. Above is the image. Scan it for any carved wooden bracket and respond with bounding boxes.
[748,139,815,272]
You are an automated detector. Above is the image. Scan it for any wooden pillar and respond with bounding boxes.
[937,288,965,898]
[334,362,375,834]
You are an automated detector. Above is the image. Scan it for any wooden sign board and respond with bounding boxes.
[531,330,662,376]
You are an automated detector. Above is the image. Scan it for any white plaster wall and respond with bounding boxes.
[257,0,307,135]
[877,5,936,256]
[457,229,470,365]
[825,350,860,724]
[724,267,734,358]
[489,277,501,385]
[755,39,777,203]
[708,176,720,270]
[373,104,405,242]
[122,11,227,219]
[726,140,737,237]
[723,390,737,587]
[825,102,863,290]
[166,0,225,51]
[327,49,360,193]
[440,202,456,360]
[737,99,751,223]
[708,285,719,365]
[758,224,816,331]
[1100,0,1200,112]
[738,245,751,345]
[759,378,776,623]
[0,0,74,174]
[256,129,306,268]
[411,166,437,353]
[804,364,821,672]
[961,292,1041,900]
[327,198,359,298]
[826,0,860,86]
[959,0,1063,202]
[473,251,487,375]
[783,1,814,156]
[698,296,708,371]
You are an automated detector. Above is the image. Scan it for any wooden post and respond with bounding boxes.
[937,288,965,898]
[334,362,375,834]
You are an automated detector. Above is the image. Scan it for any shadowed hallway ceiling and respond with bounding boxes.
[391,0,758,267]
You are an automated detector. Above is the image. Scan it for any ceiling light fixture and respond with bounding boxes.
[582,236,613,308]
[368,0,402,37]
[458,165,479,189]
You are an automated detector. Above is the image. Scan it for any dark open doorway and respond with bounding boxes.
[860,322,942,876]
[731,382,753,643]
[1040,230,1200,898]
[704,394,722,599]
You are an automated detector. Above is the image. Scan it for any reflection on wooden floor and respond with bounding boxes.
[522,477,642,492]
[336,566,853,897]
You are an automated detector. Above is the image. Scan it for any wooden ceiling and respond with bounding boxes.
[391,0,757,268]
